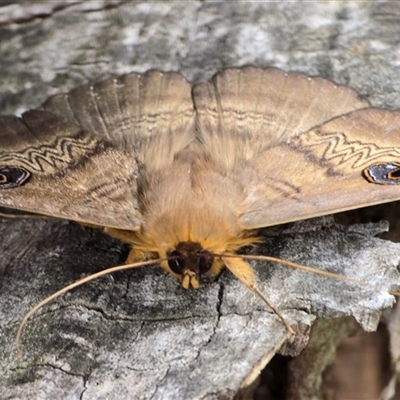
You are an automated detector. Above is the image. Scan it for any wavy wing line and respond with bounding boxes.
[0,135,98,173]
[297,131,400,169]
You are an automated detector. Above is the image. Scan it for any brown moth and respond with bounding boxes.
[1,67,400,339]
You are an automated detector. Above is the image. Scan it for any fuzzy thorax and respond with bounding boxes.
[105,153,259,286]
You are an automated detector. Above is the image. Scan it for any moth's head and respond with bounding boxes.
[121,223,258,289]
[165,242,218,289]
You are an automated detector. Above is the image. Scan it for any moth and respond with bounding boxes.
[1,67,400,340]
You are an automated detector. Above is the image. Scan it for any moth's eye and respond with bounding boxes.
[167,250,185,274]
[197,250,214,274]
[0,166,31,189]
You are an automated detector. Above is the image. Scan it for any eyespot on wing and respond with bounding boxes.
[363,162,400,185]
[0,166,31,189]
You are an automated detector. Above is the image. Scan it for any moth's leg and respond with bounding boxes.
[103,227,138,243]
[103,227,158,264]
[222,257,295,335]
[125,248,159,264]
[208,258,225,276]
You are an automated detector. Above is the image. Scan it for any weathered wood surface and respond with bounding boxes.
[1,2,400,399]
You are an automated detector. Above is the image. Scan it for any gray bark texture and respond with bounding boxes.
[1,1,400,399]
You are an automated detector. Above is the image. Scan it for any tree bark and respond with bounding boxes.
[1,1,400,399]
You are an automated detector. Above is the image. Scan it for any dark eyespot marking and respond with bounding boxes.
[0,166,31,189]
[389,168,400,179]
[363,162,400,185]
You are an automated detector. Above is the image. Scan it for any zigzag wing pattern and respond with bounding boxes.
[0,110,141,230]
[240,108,400,229]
